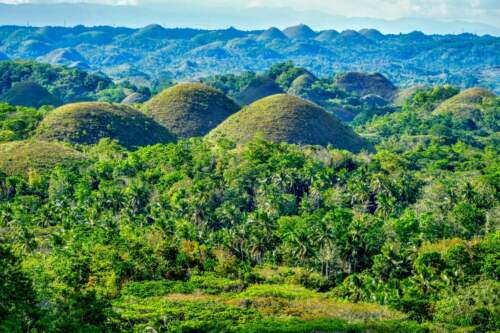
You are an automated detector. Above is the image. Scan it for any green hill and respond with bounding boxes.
[144,83,240,138]
[392,85,426,106]
[0,140,85,176]
[1,81,61,108]
[257,27,288,41]
[288,73,317,97]
[433,87,496,120]
[336,72,396,100]
[36,102,175,148]
[315,30,339,42]
[0,60,137,104]
[359,28,385,41]
[282,24,317,40]
[208,94,372,152]
[236,77,284,105]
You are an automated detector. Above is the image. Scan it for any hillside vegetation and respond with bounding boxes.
[0,57,498,333]
[0,60,149,104]
[36,102,176,148]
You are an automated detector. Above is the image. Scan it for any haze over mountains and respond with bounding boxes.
[0,2,499,35]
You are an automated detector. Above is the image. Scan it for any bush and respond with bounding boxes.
[433,280,499,331]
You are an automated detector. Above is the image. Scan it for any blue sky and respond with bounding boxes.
[0,0,498,30]
[0,0,500,32]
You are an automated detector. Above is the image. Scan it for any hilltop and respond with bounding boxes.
[36,102,176,148]
[208,94,372,152]
[144,83,240,138]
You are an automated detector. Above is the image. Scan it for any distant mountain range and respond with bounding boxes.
[0,3,499,36]
[0,23,499,93]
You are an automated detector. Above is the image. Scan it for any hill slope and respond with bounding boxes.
[0,140,84,175]
[0,60,139,103]
[336,72,397,100]
[1,81,61,108]
[433,87,496,119]
[144,83,240,138]
[208,94,372,152]
[36,102,175,148]
[236,77,284,105]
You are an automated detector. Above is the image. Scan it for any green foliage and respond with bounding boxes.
[358,85,498,149]
[1,81,61,108]
[0,102,50,142]
[0,60,143,104]
[433,280,499,330]
[0,244,37,333]
[0,76,497,331]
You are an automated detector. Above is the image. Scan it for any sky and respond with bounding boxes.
[0,0,498,33]
[0,0,498,26]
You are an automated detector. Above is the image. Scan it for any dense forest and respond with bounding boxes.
[0,45,499,332]
[0,25,499,92]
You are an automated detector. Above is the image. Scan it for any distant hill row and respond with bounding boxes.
[0,60,150,107]
[0,25,498,93]
[0,60,402,124]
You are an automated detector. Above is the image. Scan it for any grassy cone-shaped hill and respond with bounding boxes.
[1,81,61,108]
[336,72,396,100]
[144,83,240,138]
[433,88,496,119]
[208,94,372,152]
[0,140,85,176]
[36,102,176,149]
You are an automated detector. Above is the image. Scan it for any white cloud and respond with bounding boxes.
[0,0,498,24]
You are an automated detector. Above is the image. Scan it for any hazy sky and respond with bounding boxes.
[1,0,499,27]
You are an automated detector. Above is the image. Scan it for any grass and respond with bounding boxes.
[208,94,372,152]
[35,102,176,149]
[113,276,434,332]
[121,274,245,298]
[433,87,496,119]
[144,83,240,138]
[0,140,85,176]
[1,81,61,108]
